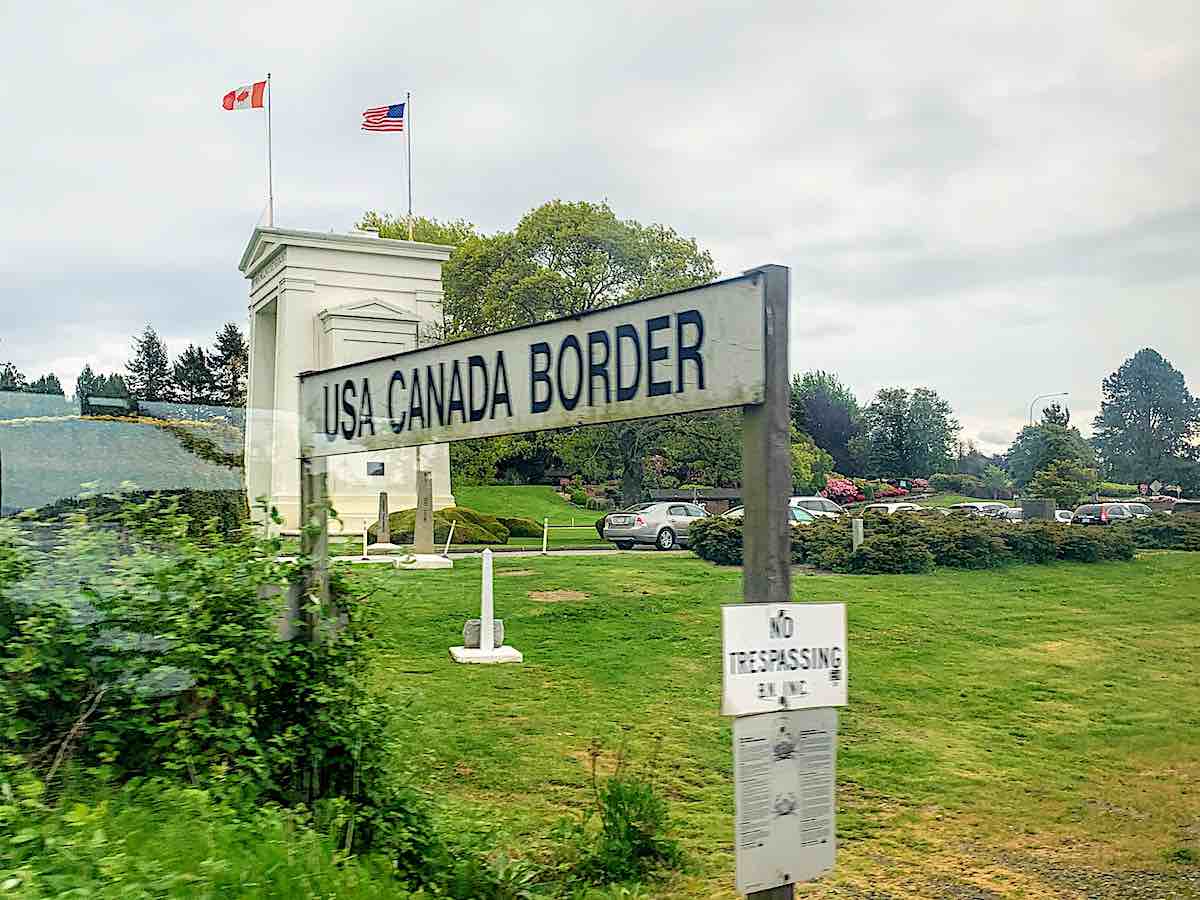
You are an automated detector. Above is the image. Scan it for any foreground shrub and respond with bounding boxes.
[930,473,984,495]
[688,516,743,565]
[33,488,248,539]
[850,534,934,574]
[553,742,683,886]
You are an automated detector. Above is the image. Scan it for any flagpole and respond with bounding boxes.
[266,73,275,226]
[406,90,413,240]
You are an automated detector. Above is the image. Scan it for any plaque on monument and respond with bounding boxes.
[463,618,505,649]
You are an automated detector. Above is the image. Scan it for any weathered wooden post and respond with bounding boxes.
[298,454,331,639]
[740,265,795,900]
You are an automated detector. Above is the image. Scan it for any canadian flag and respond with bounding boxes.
[222,80,266,110]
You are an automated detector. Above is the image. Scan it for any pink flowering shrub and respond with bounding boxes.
[821,476,864,504]
[911,478,930,491]
[878,485,909,498]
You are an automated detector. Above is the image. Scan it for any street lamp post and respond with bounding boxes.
[1028,392,1069,426]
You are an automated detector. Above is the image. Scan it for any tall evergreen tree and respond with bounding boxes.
[853,387,959,478]
[126,325,172,401]
[1092,348,1200,481]
[172,344,216,405]
[0,362,28,392]
[209,322,249,406]
[26,373,64,395]
[1041,402,1070,427]
[75,364,99,403]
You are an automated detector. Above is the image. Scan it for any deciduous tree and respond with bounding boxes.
[1027,460,1098,508]
[790,371,862,473]
[854,387,959,478]
[1041,402,1070,427]
[1006,424,1095,487]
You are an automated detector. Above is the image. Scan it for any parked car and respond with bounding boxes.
[1125,502,1154,518]
[947,502,1009,517]
[788,496,846,519]
[725,505,816,524]
[997,507,1024,523]
[1054,510,1073,523]
[602,501,708,550]
[1071,503,1135,526]
[862,502,924,515]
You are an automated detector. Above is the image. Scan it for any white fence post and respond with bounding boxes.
[443,519,456,556]
[542,517,549,555]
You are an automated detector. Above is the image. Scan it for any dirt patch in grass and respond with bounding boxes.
[495,568,535,577]
[528,590,589,602]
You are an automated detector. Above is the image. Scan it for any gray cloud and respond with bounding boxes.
[1,0,1198,457]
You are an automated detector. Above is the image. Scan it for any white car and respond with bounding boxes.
[997,507,1024,523]
[788,496,846,519]
[862,502,924,515]
[947,502,1009,517]
[1054,510,1073,523]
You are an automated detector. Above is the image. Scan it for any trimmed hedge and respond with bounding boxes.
[691,512,1136,573]
[1123,515,1200,551]
[368,506,511,544]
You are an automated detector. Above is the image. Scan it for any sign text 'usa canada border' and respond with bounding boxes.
[299,273,767,457]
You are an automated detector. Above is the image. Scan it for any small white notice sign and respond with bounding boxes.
[734,708,837,893]
[721,602,846,717]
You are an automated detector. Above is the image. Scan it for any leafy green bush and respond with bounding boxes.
[1001,521,1061,564]
[570,489,590,506]
[495,514,543,538]
[850,534,934,574]
[688,516,742,565]
[1099,481,1140,498]
[0,499,438,878]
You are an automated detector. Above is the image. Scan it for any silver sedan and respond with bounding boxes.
[603,501,708,550]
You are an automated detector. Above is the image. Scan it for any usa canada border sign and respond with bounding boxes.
[298,273,767,457]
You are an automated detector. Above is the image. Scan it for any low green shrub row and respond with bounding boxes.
[1099,481,1140,498]
[1125,515,1200,551]
[691,513,1138,573]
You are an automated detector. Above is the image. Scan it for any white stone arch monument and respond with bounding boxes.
[240,226,454,532]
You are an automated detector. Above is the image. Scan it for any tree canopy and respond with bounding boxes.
[853,387,959,478]
[1006,423,1094,487]
[790,371,862,474]
[1091,348,1199,482]
[440,200,718,340]
[125,325,172,401]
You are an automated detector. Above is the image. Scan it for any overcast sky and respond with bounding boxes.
[2,2,1197,452]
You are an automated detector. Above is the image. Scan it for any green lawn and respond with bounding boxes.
[453,484,595,523]
[348,551,1200,898]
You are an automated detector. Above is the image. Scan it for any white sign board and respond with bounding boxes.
[298,275,766,457]
[734,708,837,893]
[722,603,847,717]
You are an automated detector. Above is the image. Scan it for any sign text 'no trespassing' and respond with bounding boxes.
[298,275,766,457]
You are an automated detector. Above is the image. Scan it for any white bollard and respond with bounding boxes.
[852,517,864,552]
[542,517,549,555]
[480,548,495,653]
[443,519,456,556]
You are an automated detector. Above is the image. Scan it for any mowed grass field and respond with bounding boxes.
[453,485,608,548]
[348,551,1200,898]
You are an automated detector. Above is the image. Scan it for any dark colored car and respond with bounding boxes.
[1174,500,1200,518]
[1071,502,1135,525]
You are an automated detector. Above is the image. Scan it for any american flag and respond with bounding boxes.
[362,102,405,132]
